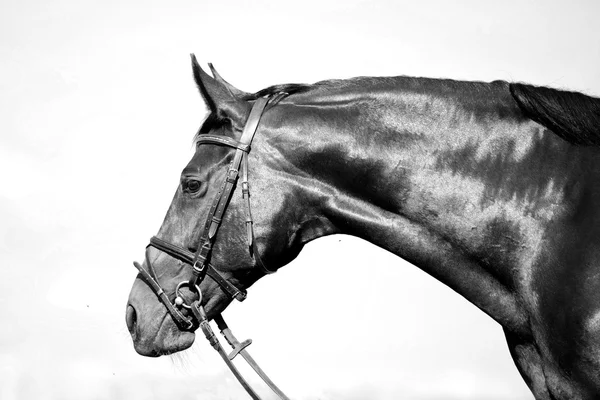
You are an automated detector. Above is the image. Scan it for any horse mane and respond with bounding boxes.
[241,83,312,100]
[197,76,600,148]
[509,83,600,146]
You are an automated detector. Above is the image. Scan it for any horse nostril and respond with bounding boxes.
[126,304,137,336]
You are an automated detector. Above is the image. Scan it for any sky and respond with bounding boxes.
[1,0,599,399]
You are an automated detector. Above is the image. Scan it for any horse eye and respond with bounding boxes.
[184,179,202,193]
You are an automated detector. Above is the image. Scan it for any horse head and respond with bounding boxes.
[126,56,324,357]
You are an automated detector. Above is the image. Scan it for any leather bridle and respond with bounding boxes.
[133,94,290,400]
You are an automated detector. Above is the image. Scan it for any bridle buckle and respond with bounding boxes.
[226,168,238,183]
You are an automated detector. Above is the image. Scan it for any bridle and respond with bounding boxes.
[133,94,290,400]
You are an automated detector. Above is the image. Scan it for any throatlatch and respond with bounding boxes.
[133,95,290,400]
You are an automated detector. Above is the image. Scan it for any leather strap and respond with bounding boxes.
[133,261,194,330]
[240,151,275,275]
[196,135,251,152]
[189,97,271,286]
[241,152,253,247]
[214,315,290,400]
[191,303,262,400]
[148,236,246,301]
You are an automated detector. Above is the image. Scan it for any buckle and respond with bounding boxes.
[226,169,238,183]
[192,258,206,274]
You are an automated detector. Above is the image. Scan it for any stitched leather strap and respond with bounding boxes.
[191,304,262,400]
[133,261,194,330]
[196,135,251,152]
[214,315,290,399]
[190,97,271,286]
[148,236,247,301]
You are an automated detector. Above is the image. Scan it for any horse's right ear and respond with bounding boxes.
[191,54,250,127]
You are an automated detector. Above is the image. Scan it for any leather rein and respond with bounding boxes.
[133,94,290,400]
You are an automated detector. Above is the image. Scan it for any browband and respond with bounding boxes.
[196,135,251,152]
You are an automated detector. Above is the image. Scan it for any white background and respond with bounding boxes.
[2,1,599,399]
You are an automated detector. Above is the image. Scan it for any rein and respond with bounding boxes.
[133,94,290,400]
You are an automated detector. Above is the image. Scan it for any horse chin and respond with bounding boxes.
[134,313,196,357]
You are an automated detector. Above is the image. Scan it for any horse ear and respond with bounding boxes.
[190,54,250,127]
[208,63,250,98]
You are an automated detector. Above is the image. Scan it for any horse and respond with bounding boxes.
[126,54,600,399]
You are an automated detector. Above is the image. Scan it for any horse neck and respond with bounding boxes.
[261,77,561,334]
[268,77,528,248]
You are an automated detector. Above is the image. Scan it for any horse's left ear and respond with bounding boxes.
[208,63,250,99]
[191,54,250,128]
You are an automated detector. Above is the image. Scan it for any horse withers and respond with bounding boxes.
[126,55,600,400]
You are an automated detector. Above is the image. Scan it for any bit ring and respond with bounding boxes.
[174,281,202,309]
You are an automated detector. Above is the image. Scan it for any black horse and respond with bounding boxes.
[127,55,600,399]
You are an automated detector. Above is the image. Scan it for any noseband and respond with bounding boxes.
[133,94,290,400]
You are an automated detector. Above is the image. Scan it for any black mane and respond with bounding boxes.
[241,83,312,100]
[509,83,600,146]
[199,76,600,148]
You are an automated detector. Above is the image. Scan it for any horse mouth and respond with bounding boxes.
[128,304,196,357]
